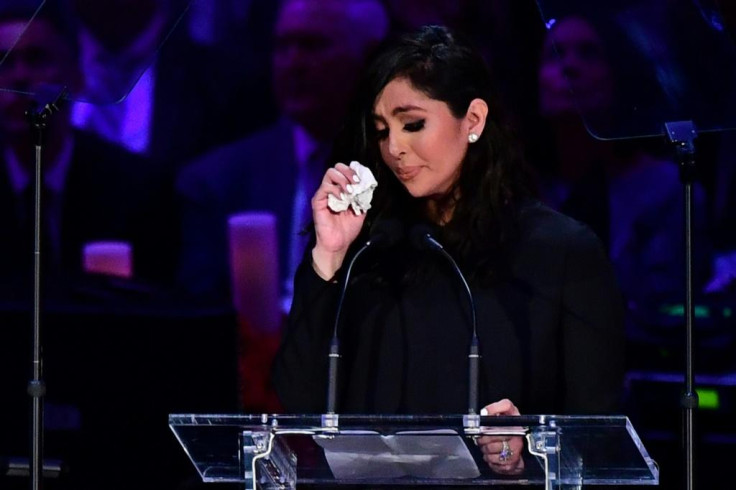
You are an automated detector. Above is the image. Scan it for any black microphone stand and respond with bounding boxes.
[664,120,699,490]
[323,221,401,423]
[23,86,68,490]
[325,239,376,417]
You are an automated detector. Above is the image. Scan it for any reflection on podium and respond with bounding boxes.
[169,413,659,489]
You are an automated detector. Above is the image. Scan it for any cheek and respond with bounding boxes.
[407,133,436,162]
[584,63,609,83]
[378,142,391,162]
[539,64,562,89]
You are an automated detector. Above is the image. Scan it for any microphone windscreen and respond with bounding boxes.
[369,219,404,249]
[409,224,437,251]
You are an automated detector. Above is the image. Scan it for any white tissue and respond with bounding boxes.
[327,161,377,215]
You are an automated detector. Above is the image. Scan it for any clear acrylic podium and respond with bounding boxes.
[169,413,658,489]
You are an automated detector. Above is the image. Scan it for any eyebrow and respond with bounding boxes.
[373,104,427,121]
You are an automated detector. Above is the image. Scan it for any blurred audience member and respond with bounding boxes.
[532,13,712,334]
[70,0,272,170]
[706,132,736,294]
[0,4,175,297]
[383,0,467,34]
[176,0,389,310]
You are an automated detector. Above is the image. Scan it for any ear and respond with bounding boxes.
[464,98,488,139]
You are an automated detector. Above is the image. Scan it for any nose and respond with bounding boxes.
[559,50,581,80]
[386,132,405,160]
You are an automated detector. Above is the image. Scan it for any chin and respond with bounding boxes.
[405,185,437,200]
[401,182,424,197]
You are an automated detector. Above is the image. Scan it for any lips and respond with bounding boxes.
[396,166,421,181]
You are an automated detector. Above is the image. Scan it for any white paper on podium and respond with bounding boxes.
[314,429,480,480]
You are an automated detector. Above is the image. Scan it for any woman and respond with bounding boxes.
[533,13,711,338]
[272,25,625,473]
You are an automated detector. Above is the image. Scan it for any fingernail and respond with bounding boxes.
[340,193,346,200]
[352,174,360,183]
[346,184,354,193]
[480,408,488,416]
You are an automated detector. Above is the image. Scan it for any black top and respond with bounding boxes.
[0,130,176,293]
[272,200,625,415]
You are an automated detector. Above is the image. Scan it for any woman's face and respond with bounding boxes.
[538,17,614,119]
[373,77,469,198]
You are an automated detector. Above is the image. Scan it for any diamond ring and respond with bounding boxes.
[499,440,513,462]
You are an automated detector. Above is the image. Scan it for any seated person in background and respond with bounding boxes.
[273,25,625,474]
[705,120,736,295]
[0,4,176,297]
[70,0,271,172]
[532,13,711,335]
[176,0,390,310]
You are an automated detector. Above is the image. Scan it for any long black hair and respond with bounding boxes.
[342,25,531,284]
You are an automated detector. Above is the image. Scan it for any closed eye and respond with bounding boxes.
[375,127,389,140]
[404,120,425,132]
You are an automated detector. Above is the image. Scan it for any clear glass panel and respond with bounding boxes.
[169,414,659,486]
[536,0,736,139]
[0,0,196,104]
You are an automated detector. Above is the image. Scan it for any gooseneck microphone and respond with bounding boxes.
[326,219,403,414]
[410,225,481,415]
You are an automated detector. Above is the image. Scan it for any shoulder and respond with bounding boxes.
[511,200,619,305]
[516,199,602,252]
[176,122,293,192]
[508,199,610,284]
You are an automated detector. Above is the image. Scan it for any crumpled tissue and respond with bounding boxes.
[327,161,377,215]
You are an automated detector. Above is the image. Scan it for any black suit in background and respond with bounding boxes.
[176,120,299,303]
[0,130,177,296]
[273,200,626,415]
[74,26,276,174]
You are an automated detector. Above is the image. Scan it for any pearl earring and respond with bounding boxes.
[468,133,479,143]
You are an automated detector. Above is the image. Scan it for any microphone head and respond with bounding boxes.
[409,224,442,251]
[368,219,404,250]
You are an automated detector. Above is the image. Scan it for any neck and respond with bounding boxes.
[425,191,458,226]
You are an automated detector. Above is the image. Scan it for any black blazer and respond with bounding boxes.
[273,201,626,415]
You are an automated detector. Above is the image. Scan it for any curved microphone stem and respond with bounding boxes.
[427,237,480,415]
[326,241,372,414]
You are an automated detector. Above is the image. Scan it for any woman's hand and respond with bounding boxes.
[476,398,525,475]
[311,162,367,280]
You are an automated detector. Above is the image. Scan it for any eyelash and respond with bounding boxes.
[404,120,425,132]
[375,120,426,140]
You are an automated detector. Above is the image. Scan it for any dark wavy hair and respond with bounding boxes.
[342,25,531,283]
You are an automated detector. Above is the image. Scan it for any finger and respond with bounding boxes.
[476,439,505,455]
[484,448,526,473]
[334,162,361,184]
[509,436,524,454]
[324,167,353,192]
[477,435,506,445]
[483,452,521,467]
[488,460,525,475]
[481,398,520,416]
[480,437,524,461]
[312,182,346,205]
